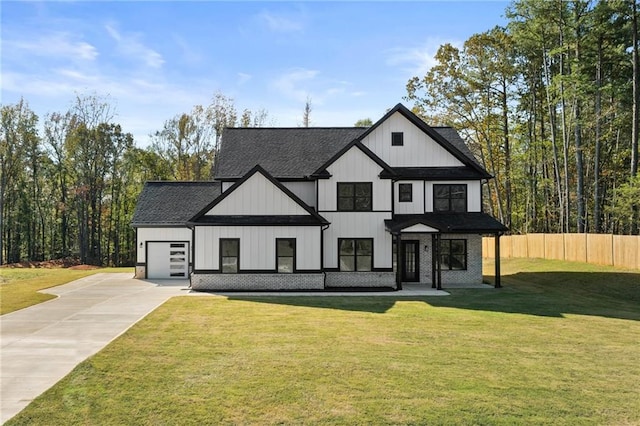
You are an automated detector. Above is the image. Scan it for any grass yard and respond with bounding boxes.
[0,267,133,315]
[6,259,640,425]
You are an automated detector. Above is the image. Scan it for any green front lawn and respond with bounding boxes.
[7,259,640,425]
[0,267,133,315]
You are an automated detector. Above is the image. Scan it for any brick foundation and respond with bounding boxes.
[190,273,325,291]
[324,271,396,288]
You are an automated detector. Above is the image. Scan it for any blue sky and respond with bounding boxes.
[2,1,509,146]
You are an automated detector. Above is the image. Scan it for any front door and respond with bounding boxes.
[401,241,420,282]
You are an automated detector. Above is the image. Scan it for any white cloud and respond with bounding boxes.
[386,38,463,77]
[172,34,203,66]
[271,68,319,103]
[270,69,369,107]
[6,32,98,61]
[257,10,304,32]
[105,23,164,69]
[237,72,252,85]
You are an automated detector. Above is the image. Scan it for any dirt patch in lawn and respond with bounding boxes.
[68,264,100,270]
[0,258,90,269]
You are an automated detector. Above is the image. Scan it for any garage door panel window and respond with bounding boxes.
[220,239,239,273]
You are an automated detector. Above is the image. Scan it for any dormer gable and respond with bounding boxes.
[189,165,327,224]
[311,139,395,179]
[359,103,490,177]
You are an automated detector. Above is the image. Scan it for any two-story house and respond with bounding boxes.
[131,103,507,290]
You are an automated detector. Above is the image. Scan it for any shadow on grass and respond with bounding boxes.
[227,270,640,321]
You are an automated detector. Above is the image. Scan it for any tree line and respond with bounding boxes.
[3,0,639,265]
[406,0,639,235]
[0,93,267,265]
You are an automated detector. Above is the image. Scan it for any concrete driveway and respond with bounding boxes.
[0,273,187,424]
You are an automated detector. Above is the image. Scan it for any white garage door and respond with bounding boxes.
[147,242,189,279]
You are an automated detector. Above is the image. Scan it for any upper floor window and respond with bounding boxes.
[337,182,372,211]
[398,183,412,202]
[276,238,295,273]
[433,184,467,212]
[392,132,404,146]
[339,238,373,271]
[220,239,239,273]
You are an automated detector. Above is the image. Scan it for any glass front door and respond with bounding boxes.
[401,241,420,282]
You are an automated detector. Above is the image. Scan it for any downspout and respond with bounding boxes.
[186,221,195,288]
[395,232,402,290]
[321,223,330,289]
[435,233,442,290]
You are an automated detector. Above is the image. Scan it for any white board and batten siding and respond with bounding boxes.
[223,180,316,209]
[207,172,309,216]
[137,227,192,263]
[361,112,464,168]
[425,180,482,212]
[282,181,316,209]
[322,212,392,269]
[195,226,321,271]
[317,145,391,211]
[394,180,425,214]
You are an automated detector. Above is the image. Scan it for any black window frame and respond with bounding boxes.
[398,183,413,202]
[433,184,467,213]
[439,239,467,270]
[220,238,239,273]
[391,132,404,146]
[337,182,373,212]
[276,238,296,274]
[338,238,373,272]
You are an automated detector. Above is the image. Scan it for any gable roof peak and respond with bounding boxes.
[356,103,490,178]
[190,163,328,225]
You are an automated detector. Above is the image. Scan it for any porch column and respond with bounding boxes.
[396,233,403,290]
[431,234,436,288]
[435,233,442,290]
[494,233,502,288]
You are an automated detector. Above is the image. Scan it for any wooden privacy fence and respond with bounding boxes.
[482,233,640,270]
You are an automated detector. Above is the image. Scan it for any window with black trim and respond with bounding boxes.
[392,132,404,146]
[439,239,467,270]
[337,182,372,211]
[433,184,467,212]
[339,239,373,272]
[399,183,412,202]
[276,238,295,273]
[220,239,239,273]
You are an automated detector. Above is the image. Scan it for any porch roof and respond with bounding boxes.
[385,212,508,234]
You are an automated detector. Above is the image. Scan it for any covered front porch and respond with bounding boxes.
[385,213,508,290]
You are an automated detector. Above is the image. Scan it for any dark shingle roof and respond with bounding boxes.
[214,107,489,181]
[131,181,222,226]
[385,213,508,234]
[214,128,366,179]
[432,127,485,170]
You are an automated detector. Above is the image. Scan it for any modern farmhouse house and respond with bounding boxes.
[132,103,507,290]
